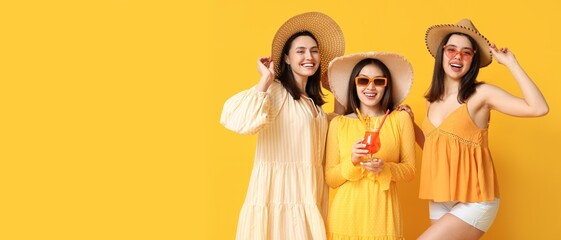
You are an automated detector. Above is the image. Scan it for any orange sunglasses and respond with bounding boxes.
[355,76,387,87]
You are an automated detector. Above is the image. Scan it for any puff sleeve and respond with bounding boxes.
[220,81,286,135]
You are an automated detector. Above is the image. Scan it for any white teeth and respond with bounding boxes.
[451,64,462,68]
[365,93,377,97]
[303,63,313,67]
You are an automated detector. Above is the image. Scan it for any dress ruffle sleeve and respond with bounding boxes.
[220,81,286,135]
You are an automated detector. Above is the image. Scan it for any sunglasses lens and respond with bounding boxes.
[374,78,386,86]
[444,46,458,58]
[461,49,474,57]
[356,77,370,86]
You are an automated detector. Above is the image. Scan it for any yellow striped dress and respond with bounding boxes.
[220,80,329,240]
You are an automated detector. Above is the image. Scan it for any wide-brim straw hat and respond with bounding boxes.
[328,52,413,114]
[425,19,492,68]
[271,12,345,91]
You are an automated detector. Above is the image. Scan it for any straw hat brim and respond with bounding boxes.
[271,12,345,91]
[328,52,414,115]
[425,21,492,68]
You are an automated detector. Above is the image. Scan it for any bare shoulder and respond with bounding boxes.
[472,83,502,103]
[471,83,507,112]
[476,83,503,95]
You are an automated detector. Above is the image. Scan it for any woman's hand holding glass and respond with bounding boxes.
[351,139,368,165]
[351,139,384,173]
[361,158,384,173]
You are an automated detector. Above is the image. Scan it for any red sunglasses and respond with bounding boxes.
[443,45,476,61]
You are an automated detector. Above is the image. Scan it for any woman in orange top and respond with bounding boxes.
[399,19,548,239]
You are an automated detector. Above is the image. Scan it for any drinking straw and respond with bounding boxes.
[355,108,367,129]
[377,109,391,131]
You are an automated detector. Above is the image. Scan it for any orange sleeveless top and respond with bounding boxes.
[420,104,499,202]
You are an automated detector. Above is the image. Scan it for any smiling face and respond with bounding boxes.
[356,64,386,112]
[284,35,320,83]
[442,34,475,81]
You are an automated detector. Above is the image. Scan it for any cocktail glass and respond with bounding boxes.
[357,109,390,161]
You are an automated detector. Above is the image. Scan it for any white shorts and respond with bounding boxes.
[429,198,500,232]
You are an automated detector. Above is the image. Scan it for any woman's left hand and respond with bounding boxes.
[360,158,384,173]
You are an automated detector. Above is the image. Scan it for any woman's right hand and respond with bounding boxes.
[351,139,369,165]
[256,56,275,92]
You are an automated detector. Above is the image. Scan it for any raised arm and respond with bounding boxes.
[484,44,549,117]
[219,57,282,135]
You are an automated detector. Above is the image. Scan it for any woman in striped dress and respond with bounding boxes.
[220,12,344,239]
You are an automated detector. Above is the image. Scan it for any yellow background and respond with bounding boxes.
[1,0,559,239]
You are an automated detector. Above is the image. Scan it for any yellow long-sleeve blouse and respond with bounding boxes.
[325,111,416,240]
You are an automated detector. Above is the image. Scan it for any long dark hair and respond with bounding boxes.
[277,31,326,106]
[344,58,394,115]
[425,33,483,103]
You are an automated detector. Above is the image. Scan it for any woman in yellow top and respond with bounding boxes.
[325,52,416,240]
[220,12,345,240]
[399,19,549,239]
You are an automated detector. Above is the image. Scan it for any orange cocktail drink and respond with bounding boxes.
[356,108,390,159]
[363,130,381,154]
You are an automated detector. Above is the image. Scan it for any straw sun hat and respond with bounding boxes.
[271,12,345,91]
[328,52,413,115]
[425,18,492,67]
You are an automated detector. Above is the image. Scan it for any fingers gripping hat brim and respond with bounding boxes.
[271,12,345,91]
[328,52,414,115]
